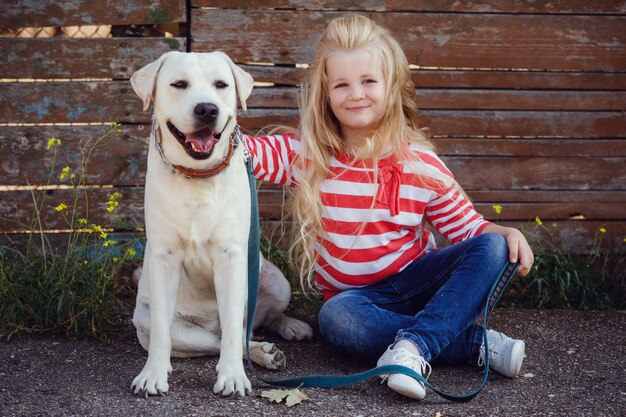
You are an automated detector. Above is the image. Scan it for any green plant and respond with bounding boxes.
[0,124,140,339]
[502,218,625,310]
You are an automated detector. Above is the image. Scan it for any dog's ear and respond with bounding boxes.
[130,52,176,112]
[216,52,254,111]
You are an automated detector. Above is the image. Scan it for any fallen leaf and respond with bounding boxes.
[261,388,309,407]
[285,388,309,407]
[523,373,535,378]
[261,389,289,403]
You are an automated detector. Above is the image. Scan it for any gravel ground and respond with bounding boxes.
[1,309,624,417]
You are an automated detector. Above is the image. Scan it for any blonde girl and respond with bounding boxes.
[245,14,533,400]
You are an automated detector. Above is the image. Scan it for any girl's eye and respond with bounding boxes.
[334,83,348,89]
[364,79,377,84]
[171,80,188,89]
[215,81,229,89]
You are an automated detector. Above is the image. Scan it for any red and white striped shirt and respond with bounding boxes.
[245,133,492,300]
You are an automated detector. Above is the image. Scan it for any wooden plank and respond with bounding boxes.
[194,0,626,15]
[261,220,626,254]
[442,156,626,191]
[0,0,185,29]
[0,187,144,232]
[243,65,626,90]
[0,38,186,80]
[255,190,626,221]
[0,125,149,187]
[191,9,626,71]
[237,109,626,138]
[466,190,626,204]
[434,138,626,157]
[6,82,625,135]
[246,87,626,111]
[3,185,624,231]
[0,82,144,124]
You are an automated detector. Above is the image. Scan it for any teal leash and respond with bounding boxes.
[244,157,519,402]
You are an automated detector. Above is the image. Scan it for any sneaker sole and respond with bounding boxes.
[506,340,526,378]
[386,374,426,400]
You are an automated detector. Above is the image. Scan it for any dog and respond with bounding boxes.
[129,51,312,399]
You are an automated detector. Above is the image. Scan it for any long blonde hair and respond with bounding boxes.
[290,14,437,292]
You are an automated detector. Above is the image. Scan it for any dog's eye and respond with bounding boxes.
[215,81,229,89]
[171,80,188,89]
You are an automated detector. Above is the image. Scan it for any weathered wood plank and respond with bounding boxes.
[2,186,624,231]
[238,109,626,138]
[0,125,149,187]
[442,156,626,191]
[246,87,626,111]
[0,187,144,232]
[262,220,626,254]
[193,0,626,15]
[243,65,626,90]
[0,38,186,80]
[5,83,625,137]
[466,190,626,204]
[256,190,626,222]
[191,9,626,71]
[0,0,185,29]
[434,138,626,157]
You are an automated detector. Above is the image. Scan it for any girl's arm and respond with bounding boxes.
[244,132,299,186]
[482,223,534,276]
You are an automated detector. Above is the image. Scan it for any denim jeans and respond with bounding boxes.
[318,233,510,365]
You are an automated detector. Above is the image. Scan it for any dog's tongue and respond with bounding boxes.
[185,128,218,152]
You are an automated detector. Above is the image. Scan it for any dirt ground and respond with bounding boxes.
[1,309,624,417]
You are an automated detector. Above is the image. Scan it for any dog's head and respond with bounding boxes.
[130,51,253,163]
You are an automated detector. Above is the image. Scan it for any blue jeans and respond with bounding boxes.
[318,233,510,365]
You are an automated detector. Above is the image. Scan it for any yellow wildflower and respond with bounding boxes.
[103,240,117,247]
[535,216,543,226]
[90,224,107,239]
[106,192,122,213]
[54,203,68,212]
[47,137,61,150]
[492,205,502,215]
[599,227,607,234]
[126,248,137,258]
[551,223,558,228]
[78,218,87,226]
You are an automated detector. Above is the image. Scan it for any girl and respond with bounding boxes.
[245,14,533,400]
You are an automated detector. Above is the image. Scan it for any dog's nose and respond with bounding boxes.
[194,103,219,123]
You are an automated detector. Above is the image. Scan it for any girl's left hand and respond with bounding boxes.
[483,224,534,276]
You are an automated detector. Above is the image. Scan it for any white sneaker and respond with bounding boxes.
[478,329,526,378]
[376,344,432,400]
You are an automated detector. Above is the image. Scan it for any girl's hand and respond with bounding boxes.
[483,224,534,276]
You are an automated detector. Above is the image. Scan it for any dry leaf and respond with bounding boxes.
[285,388,309,407]
[261,389,289,403]
[261,388,309,407]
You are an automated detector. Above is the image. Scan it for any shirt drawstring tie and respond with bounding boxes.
[376,163,403,217]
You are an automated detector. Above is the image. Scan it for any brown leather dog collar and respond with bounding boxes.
[151,120,241,179]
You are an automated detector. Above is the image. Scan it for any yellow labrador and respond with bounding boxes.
[129,51,312,398]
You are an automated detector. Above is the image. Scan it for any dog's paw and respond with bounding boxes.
[277,317,314,341]
[213,368,252,398]
[250,342,286,370]
[131,362,172,398]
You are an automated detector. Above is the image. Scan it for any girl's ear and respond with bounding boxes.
[130,51,177,112]
[215,51,254,111]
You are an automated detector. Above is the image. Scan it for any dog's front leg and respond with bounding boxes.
[131,251,182,397]
[212,245,251,398]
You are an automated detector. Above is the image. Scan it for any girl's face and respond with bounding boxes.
[325,48,387,146]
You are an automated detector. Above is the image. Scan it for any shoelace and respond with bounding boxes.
[381,351,433,384]
[477,331,506,367]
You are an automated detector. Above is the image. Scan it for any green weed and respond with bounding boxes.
[0,124,140,339]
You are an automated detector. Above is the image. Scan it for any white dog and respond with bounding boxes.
[129,51,312,399]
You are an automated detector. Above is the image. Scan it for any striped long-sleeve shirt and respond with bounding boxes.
[245,133,492,300]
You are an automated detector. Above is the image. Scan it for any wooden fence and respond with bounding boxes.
[1,0,625,253]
